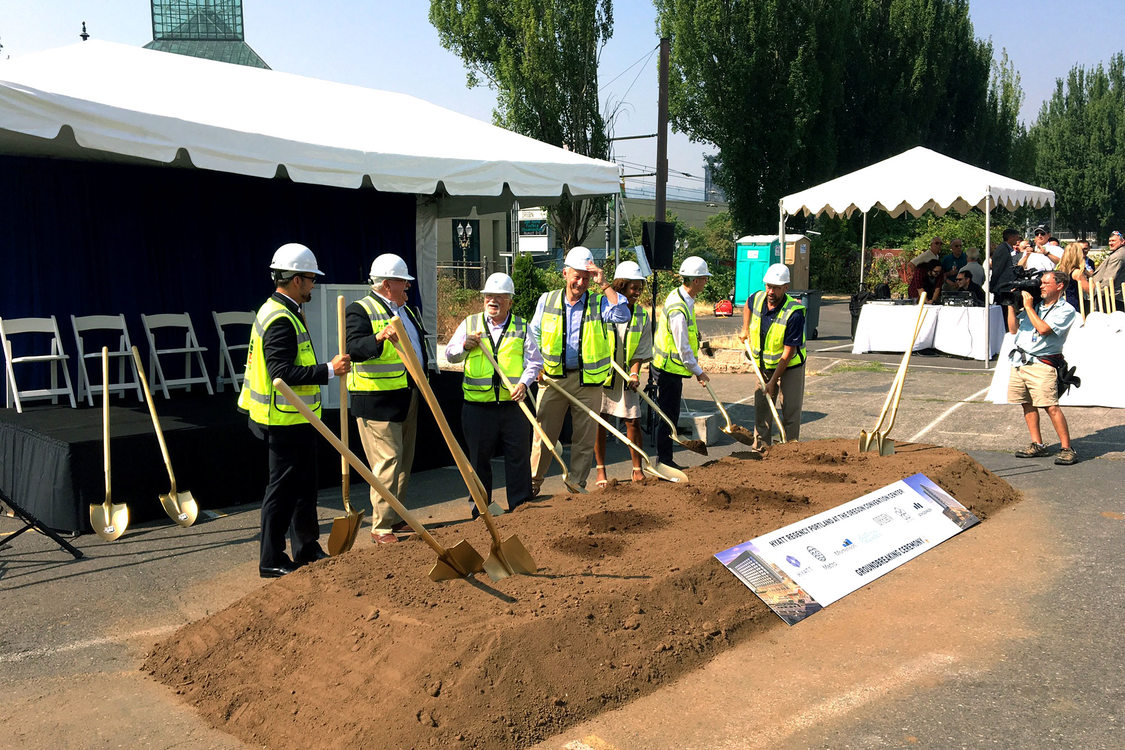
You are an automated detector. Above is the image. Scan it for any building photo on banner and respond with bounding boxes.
[716,474,980,625]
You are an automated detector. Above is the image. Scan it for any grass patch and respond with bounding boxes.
[819,361,893,374]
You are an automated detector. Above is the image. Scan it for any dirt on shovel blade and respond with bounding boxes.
[725,423,756,445]
[143,439,1021,750]
[680,438,708,455]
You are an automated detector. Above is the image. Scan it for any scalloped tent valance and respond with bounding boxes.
[0,40,618,203]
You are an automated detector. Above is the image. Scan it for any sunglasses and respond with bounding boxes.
[1111,231,1124,239]
[297,274,318,281]
[1034,230,1046,236]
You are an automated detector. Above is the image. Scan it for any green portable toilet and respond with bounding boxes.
[734,235,782,306]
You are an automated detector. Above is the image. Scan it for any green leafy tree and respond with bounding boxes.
[656,0,1023,234]
[1029,54,1125,240]
[510,253,546,320]
[430,0,613,249]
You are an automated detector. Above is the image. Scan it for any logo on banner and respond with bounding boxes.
[894,506,911,521]
[785,555,801,567]
[874,513,892,525]
[913,502,924,510]
[807,546,826,562]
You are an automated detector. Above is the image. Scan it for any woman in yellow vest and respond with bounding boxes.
[594,261,652,487]
[739,262,807,448]
[652,256,712,468]
[239,243,351,578]
[445,273,543,513]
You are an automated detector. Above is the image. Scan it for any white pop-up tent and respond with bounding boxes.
[779,146,1056,363]
[0,41,620,336]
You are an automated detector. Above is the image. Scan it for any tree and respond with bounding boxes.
[655,0,1022,233]
[430,0,613,249]
[1029,54,1125,240]
[510,253,547,320]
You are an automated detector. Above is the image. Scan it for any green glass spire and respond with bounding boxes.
[143,0,269,69]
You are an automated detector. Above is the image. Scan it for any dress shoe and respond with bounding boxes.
[259,560,301,578]
[372,532,399,545]
[390,521,416,536]
[295,546,329,565]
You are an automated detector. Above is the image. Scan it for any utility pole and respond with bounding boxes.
[655,37,669,223]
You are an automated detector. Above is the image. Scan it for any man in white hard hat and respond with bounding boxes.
[652,256,711,469]
[445,272,543,512]
[528,246,630,492]
[739,262,806,448]
[239,243,352,578]
[345,253,431,544]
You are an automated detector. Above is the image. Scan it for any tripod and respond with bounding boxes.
[0,486,83,559]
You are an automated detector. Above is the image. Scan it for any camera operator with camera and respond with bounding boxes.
[1006,270,1079,465]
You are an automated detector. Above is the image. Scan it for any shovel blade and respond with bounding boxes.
[90,501,129,541]
[878,436,896,456]
[562,477,588,494]
[723,424,757,446]
[160,490,198,527]
[644,461,689,483]
[429,538,484,581]
[677,438,708,455]
[328,509,367,556]
[858,431,874,452]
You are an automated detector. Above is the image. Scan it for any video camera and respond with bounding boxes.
[995,267,1042,307]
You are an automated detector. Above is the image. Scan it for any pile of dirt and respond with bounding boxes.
[143,440,1020,749]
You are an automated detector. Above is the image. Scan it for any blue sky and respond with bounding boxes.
[2,1,1122,201]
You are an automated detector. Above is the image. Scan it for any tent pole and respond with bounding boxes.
[984,193,992,370]
[1050,204,1055,236]
[778,202,786,270]
[860,211,868,292]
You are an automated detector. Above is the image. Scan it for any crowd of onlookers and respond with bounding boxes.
[906,225,1125,311]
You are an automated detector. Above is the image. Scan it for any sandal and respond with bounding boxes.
[595,464,608,489]
[631,468,646,483]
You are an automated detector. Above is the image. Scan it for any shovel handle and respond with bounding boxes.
[386,317,503,543]
[608,359,679,437]
[741,342,787,443]
[879,292,929,436]
[337,296,353,514]
[102,347,111,499]
[475,343,573,480]
[539,376,673,481]
[131,346,178,491]
[702,381,735,431]
[274,378,450,558]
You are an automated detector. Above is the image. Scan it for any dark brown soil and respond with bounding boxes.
[142,439,1020,750]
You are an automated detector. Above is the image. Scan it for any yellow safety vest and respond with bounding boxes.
[538,289,612,385]
[238,297,321,426]
[605,304,650,387]
[653,288,698,377]
[462,313,527,402]
[748,291,807,370]
[346,295,426,393]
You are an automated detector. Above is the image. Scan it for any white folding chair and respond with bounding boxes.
[212,310,254,392]
[1,316,77,413]
[71,314,143,406]
[141,312,213,399]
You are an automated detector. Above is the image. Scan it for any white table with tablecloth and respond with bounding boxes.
[852,302,1005,359]
[987,312,1125,407]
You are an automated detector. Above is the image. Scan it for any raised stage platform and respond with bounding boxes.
[0,374,467,535]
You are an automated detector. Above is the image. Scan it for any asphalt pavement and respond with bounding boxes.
[2,295,1123,749]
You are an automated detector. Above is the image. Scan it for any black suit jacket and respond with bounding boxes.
[989,242,1016,293]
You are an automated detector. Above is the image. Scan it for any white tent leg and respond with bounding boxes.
[983,194,991,370]
[778,203,786,270]
[860,211,868,292]
[416,196,438,370]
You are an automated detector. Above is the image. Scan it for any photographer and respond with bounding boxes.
[1006,271,1078,465]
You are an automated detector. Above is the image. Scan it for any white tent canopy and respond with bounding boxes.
[0,41,619,203]
[780,146,1054,219]
[779,146,1057,365]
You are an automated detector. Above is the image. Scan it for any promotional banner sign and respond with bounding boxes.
[715,474,979,625]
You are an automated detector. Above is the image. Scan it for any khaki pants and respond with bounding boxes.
[531,371,602,489]
[357,391,418,533]
[754,365,805,447]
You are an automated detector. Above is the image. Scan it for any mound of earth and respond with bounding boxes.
[143,439,1020,750]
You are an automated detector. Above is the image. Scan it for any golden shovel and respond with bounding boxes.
[89,348,129,541]
[741,341,788,444]
[609,360,706,455]
[327,296,365,555]
[274,379,483,581]
[387,317,536,582]
[539,376,688,483]
[701,381,756,445]
[476,344,586,494]
[859,291,927,455]
[130,347,198,526]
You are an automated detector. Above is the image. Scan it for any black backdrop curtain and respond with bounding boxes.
[0,153,417,384]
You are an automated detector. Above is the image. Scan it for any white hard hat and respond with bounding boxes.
[270,243,323,275]
[613,260,646,281]
[481,272,515,295]
[764,263,791,285]
[564,246,595,270]
[368,253,414,281]
[678,256,711,277]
